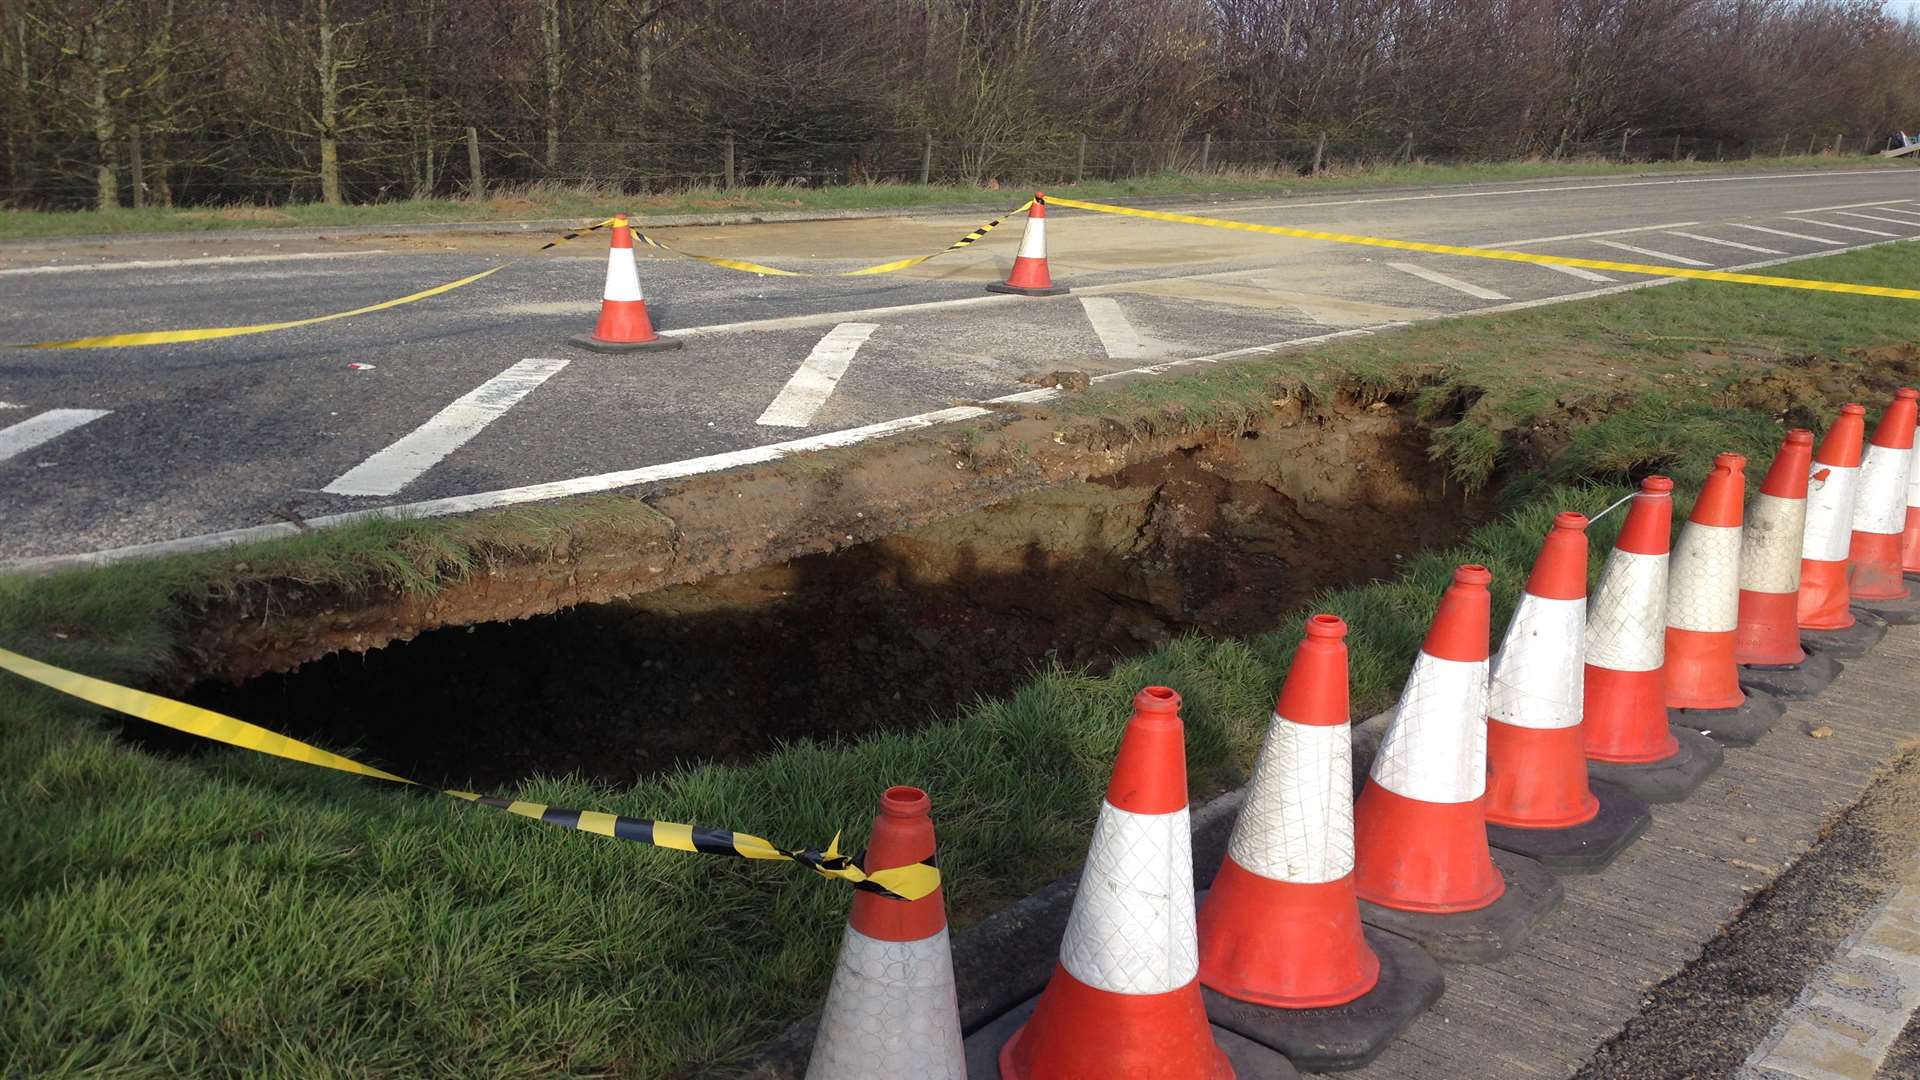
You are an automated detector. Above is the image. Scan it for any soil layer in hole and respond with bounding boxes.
[176,407,1486,790]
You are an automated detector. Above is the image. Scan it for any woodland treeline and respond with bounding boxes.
[3,0,1918,210]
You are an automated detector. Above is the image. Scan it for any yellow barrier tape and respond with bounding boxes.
[633,201,1032,278]
[0,645,939,902]
[17,218,622,350]
[1045,196,1920,302]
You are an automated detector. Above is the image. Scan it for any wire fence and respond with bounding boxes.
[0,130,1897,210]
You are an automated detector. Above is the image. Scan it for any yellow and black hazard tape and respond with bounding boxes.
[0,645,939,902]
[16,217,623,351]
[631,200,1032,278]
[1045,196,1920,302]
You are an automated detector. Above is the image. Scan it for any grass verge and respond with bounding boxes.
[0,155,1906,241]
[2,244,1918,1077]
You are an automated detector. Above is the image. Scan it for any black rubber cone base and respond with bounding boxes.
[1801,611,1889,658]
[567,333,684,353]
[1200,926,1443,1072]
[1669,688,1787,747]
[1852,593,1920,625]
[1357,848,1562,964]
[985,281,1069,297]
[1739,649,1844,700]
[1485,782,1652,874]
[1586,726,1724,804]
[963,994,1299,1080]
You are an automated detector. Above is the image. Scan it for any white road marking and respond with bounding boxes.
[755,323,878,428]
[0,250,390,277]
[1836,210,1920,230]
[1789,217,1900,237]
[11,232,1916,574]
[1540,262,1615,283]
[1867,206,1920,221]
[1741,854,1920,1080]
[0,408,111,463]
[1592,239,1714,266]
[1731,223,1844,245]
[1474,221,1700,248]
[1386,262,1511,300]
[0,401,24,410]
[1079,297,1147,359]
[323,357,570,497]
[1785,198,1915,213]
[1665,230,1784,255]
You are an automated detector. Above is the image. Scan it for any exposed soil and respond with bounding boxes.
[181,397,1483,790]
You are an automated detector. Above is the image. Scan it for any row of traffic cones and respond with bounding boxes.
[796,389,1920,1078]
[567,200,1070,352]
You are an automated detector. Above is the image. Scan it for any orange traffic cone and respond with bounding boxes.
[1353,565,1561,963]
[1848,388,1919,604]
[569,213,683,353]
[1798,404,1868,630]
[1195,614,1443,1071]
[806,786,964,1080]
[1735,431,1815,667]
[999,687,1233,1080]
[1485,513,1651,870]
[987,195,1069,297]
[1904,427,1920,576]
[1666,453,1785,745]
[1734,430,1843,699]
[1583,476,1723,804]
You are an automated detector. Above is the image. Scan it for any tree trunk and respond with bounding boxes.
[318,0,342,206]
[542,0,561,174]
[89,26,119,210]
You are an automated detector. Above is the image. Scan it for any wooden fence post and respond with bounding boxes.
[921,132,933,184]
[1076,133,1086,183]
[723,133,735,189]
[1200,132,1211,173]
[1672,134,1681,160]
[1620,129,1630,161]
[1313,131,1327,175]
[466,126,484,200]
[1402,130,1414,163]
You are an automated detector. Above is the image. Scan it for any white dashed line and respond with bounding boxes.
[1386,262,1511,300]
[1079,297,1148,360]
[1730,223,1844,245]
[1835,210,1920,230]
[1788,217,1900,237]
[1665,231,1784,255]
[756,323,878,428]
[1591,239,1713,266]
[323,357,570,497]
[1539,263,1615,283]
[0,250,390,277]
[1785,198,1915,213]
[0,409,111,463]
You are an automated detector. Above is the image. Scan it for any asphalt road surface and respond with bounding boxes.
[3,168,1917,563]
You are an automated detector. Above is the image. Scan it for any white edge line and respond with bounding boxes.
[7,234,1914,575]
[0,249,391,277]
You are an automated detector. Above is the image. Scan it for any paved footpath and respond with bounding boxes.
[1348,623,1920,1079]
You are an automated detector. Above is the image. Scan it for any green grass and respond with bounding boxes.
[3,243,1918,1077]
[1,154,1905,241]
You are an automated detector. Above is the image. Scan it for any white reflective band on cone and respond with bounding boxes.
[1853,444,1913,535]
[1586,549,1669,671]
[1667,522,1742,633]
[1016,215,1048,260]
[1226,715,1353,884]
[806,926,965,1080]
[1908,437,1920,511]
[1368,652,1490,804]
[1489,594,1586,730]
[1740,493,1806,593]
[1803,464,1860,560]
[1058,802,1198,995]
[604,246,644,302]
